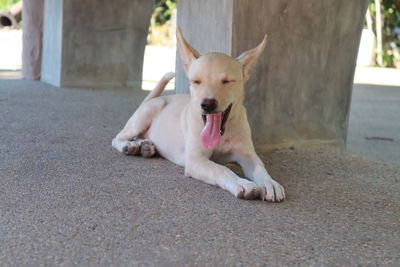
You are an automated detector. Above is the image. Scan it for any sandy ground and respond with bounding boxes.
[0,79,399,266]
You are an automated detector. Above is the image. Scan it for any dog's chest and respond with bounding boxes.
[217,135,240,154]
[210,136,242,164]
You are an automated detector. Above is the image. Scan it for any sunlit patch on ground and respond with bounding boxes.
[353,66,400,86]
[0,29,22,70]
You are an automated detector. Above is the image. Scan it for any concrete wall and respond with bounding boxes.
[176,0,368,149]
[175,0,233,93]
[41,0,154,89]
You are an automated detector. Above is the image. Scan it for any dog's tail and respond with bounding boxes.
[143,72,175,103]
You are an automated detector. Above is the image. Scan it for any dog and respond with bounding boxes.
[112,28,285,202]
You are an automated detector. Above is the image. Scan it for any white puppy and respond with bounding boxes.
[112,28,285,201]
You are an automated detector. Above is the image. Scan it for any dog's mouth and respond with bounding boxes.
[200,103,232,149]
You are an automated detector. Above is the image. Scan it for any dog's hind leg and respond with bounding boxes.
[112,97,166,157]
[112,72,174,157]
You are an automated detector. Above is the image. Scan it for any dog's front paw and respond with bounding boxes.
[257,178,285,202]
[234,179,261,200]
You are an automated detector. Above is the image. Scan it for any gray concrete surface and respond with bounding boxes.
[41,0,154,89]
[176,0,368,150]
[347,83,400,167]
[0,79,399,266]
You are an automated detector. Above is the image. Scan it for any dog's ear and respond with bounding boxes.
[237,35,268,80]
[176,27,201,73]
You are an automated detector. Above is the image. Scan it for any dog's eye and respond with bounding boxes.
[222,79,232,85]
[192,80,201,85]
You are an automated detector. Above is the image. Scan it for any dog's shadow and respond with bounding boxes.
[226,163,245,177]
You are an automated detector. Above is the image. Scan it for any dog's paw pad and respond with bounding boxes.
[235,181,260,200]
[123,142,140,156]
[236,188,245,199]
[140,140,156,158]
[244,187,261,200]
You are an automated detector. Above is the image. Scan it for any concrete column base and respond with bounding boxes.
[41,0,154,89]
[176,0,368,149]
[22,0,44,80]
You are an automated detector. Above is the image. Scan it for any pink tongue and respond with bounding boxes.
[200,112,222,149]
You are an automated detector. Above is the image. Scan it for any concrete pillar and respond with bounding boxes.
[176,0,368,149]
[41,0,154,89]
[22,0,44,80]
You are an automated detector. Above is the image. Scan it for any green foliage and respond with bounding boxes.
[148,0,176,45]
[369,0,400,68]
[153,0,176,26]
[0,0,20,12]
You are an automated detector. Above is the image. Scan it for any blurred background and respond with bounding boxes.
[1,0,400,82]
[0,0,178,87]
[1,0,399,166]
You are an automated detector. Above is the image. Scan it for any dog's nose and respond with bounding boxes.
[201,98,218,113]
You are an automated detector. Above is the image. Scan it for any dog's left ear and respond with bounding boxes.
[237,35,268,80]
[176,27,201,74]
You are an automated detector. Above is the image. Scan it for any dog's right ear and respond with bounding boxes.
[176,27,201,73]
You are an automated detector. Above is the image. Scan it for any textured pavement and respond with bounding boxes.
[348,83,400,167]
[1,79,399,266]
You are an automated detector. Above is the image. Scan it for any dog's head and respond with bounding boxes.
[176,27,267,149]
